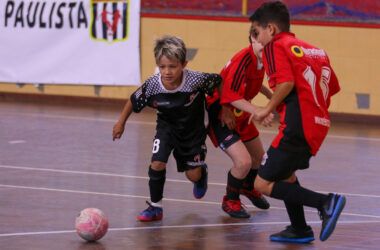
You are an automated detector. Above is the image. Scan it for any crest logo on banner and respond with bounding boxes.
[90,0,129,43]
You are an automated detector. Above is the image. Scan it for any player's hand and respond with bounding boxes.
[221,106,236,130]
[248,106,271,124]
[112,122,125,141]
[260,113,274,127]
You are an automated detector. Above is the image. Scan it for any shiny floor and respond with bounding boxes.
[0,101,379,250]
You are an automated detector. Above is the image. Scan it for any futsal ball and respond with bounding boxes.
[75,208,109,241]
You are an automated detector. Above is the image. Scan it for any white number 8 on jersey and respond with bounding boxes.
[152,139,160,153]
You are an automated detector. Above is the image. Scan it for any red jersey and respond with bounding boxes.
[262,32,340,155]
[207,45,265,141]
[219,45,265,105]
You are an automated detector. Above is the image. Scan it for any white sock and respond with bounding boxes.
[150,200,162,208]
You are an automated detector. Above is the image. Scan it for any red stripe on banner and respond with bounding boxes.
[141,13,248,22]
[140,13,380,29]
[291,20,380,29]
[92,0,127,3]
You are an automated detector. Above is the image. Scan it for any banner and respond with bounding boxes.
[142,0,380,24]
[0,0,141,86]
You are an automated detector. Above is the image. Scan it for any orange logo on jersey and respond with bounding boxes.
[291,45,304,57]
[233,108,244,117]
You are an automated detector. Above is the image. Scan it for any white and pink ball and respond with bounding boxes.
[75,208,109,241]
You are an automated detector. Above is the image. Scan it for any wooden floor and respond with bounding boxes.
[1,100,379,250]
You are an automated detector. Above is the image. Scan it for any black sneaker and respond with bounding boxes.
[319,193,346,241]
[240,187,270,210]
[270,225,315,243]
[222,195,250,218]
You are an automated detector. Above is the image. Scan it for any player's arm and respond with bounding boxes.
[251,41,295,125]
[113,100,133,141]
[260,85,272,99]
[113,82,149,141]
[201,73,223,95]
[252,81,294,123]
[230,98,257,115]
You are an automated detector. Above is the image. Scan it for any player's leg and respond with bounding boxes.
[175,143,208,199]
[138,128,173,222]
[262,171,346,241]
[241,136,270,209]
[185,165,208,199]
[255,151,314,242]
[149,161,167,206]
[185,167,201,182]
[269,172,314,243]
[255,146,346,241]
[207,101,251,218]
[222,140,252,218]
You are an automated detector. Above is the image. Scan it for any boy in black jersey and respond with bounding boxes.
[113,35,223,221]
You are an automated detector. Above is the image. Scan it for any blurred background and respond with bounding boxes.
[0,0,379,119]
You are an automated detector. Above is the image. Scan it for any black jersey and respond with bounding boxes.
[130,68,222,144]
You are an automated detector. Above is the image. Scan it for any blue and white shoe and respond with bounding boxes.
[137,201,163,222]
[319,193,346,241]
[193,166,208,199]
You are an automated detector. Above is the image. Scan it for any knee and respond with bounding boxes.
[151,161,166,171]
[149,164,166,181]
[254,178,272,196]
[185,167,201,182]
[234,158,252,173]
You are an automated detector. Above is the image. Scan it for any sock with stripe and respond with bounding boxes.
[226,171,244,200]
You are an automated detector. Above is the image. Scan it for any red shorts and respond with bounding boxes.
[232,108,259,142]
[207,102,259,150]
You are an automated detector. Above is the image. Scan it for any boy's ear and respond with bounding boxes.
[267,23,275,36]
[183,61,188,68]
[268,23,280,36]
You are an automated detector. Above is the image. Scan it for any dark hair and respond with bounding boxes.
[249,1,290,32]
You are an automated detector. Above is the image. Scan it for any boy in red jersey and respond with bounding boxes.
[249,1,346,243]
[207,35,273,218]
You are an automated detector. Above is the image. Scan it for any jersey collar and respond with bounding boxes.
[271,32,295,41]
[158,68,188,93]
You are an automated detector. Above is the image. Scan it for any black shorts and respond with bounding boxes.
[207,101,240,151]
[151,125,207,172]
[258,146,312,182]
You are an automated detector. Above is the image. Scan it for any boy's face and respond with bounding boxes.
[157,55,187,86]
[251,21,273,47]
[250,35,264,62]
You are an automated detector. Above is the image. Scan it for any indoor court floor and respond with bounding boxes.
[0,100,379,249]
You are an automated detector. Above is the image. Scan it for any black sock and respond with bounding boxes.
[242,168,258,190]
[148,166,166,203]
[226,171,244,200]
[284,179,308,230]
[270,181,329,209]
[196,165,207,183]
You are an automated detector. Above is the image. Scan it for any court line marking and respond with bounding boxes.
[1,164,380,199]
[0,220,380,238]
[8,140,26,144]
[1,183,379,220]
[1,112,380,142]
